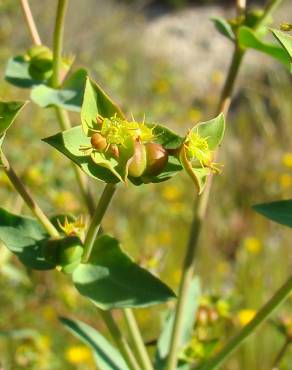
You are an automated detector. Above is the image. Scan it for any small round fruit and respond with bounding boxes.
[128,139,147,178]
[27,45,51,59]
[28,64,52,80]
[60,259,82,274]
[58,236,84,266]
[91,133,107,151]
[145,143,168,176]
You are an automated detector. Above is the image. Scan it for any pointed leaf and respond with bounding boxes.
[0,100,28,136]
[151,123,184,150]
[238,26,291,68]
[271,29,292,60]
[0,208,53,270]
[30,69,87,112]
[253,199,292,228]
[5,56,43,88]
[155,278,201,370]
[196,113,225,150]
[60,317,129,370]
[211,17,235,41]
[73,234,176,309]
[81,78,125,136]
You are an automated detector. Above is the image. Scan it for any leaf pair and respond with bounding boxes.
[0,208,175,309]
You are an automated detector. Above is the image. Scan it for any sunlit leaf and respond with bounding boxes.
[271,29,292,62]
[73,234,176,309]
[81,77,125,136]
[30,69,87,111]
[238,26,291,68]
[196,113,225,150]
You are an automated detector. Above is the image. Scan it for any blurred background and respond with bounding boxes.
[1,0,292,369]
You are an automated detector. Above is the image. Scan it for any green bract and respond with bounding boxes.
[179,113,225,194]
[253,199,292,228]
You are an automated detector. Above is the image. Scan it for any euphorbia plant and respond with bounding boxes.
[1,0,292,369]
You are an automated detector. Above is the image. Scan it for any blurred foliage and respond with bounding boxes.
[0,0,292,369]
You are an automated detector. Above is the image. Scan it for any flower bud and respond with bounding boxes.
[91,133,107,152]
[128,139,147,178]
[145,143,168,176]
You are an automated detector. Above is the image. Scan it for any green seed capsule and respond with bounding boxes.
[26,45,51,59]
[145,143,168,176]
[91,133,108,151]
[128,139,147,178]
[43,236,83,274]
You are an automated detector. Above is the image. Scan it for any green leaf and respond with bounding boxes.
[30,69,87,112]
[81,78,125,136]
[211,17,235,41]
[253,199,292,228]
[5,56,43,88]
[43,125,120,183]
[0,100,28,136]
[238,27,291,68]
[0,208,53,270]
[196,113,225,150]
[60,317,129,370]
[271,29,292,60]
[155,277,201,370]
[72,234,176,309]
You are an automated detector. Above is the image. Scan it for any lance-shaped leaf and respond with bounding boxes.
[180,113,225,194]
[271,29,292,62]
[0,208,53,270]
[211,17,235,41]
[81,77,125,136]
[155,277,201,370]
[60,317,129,370]
[253,199,292,228]
[238,26,291,68]
[72,234,176,309]
[30,69,87,112]
[5,56,43,88]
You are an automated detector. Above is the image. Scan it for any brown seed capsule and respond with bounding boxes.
[128,139,147,178]
[110,144,119,159]
[91,133,107,152]
[96,115,104,126]
[145,143,168,176]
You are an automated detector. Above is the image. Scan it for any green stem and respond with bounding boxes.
[98,309,141,370]
[19,0,41,45]
[272,338,290,369]
[1,152,59,238]
[82,183,116,262]
[197,275,292,370]
[165,46,244,370]
[51,0,68,88]
[123,308,154,370]
[166,1,284,368]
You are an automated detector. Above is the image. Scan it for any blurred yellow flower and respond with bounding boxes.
[188,108,202,122]
[243,237,262,255]
[211,70,224,85]
[158,231,172,245]
[172,269,181,284]
[53,191,79,212]
[42,306,56,321]
[25,167,44,186]
[282,152,292,168]
[279,173,292,189]
[237,309,256,326]
[65,345,93,364]
[153,79,170,94]
[37,335,51,352]
[162,185,181,201]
